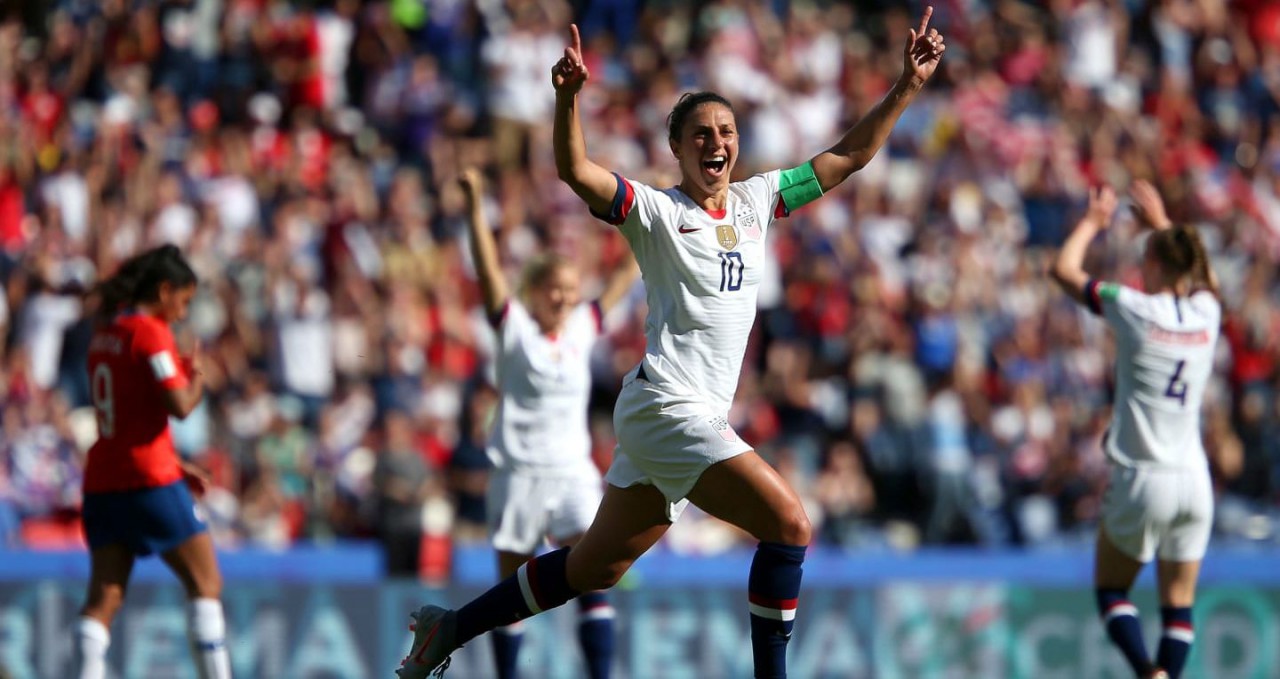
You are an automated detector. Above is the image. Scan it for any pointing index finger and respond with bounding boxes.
[917,6,933,37]
[570,23,581,54]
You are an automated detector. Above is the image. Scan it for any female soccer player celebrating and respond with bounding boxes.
[400,9,945,679]
[460,168,637,679]
[1051,182,1220,679]
[76,245,230,679]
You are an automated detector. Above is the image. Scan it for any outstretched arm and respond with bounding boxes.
[1052,186,1118,305]
[459,169,509,318]
[808,7,946,193]
[597,250,640,314]
[552,24,617,216]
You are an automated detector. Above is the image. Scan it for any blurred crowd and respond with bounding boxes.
[1,0,1279,574]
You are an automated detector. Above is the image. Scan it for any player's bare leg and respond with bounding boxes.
[686,452,811,546]
[1153,559,1201,679]
[400,484,667,679]
[76,545,135,679]
[163,533,231,679]
[686,451,810,679]
[1095,528,1160,678]
[562,484,670,591]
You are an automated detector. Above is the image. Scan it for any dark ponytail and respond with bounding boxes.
[666,91,734,141]
[94,244,197,321]
[1148,225,1214,294]
[1182,227,1216,294]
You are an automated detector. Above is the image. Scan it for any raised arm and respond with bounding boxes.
[552,24,617,215]
[808,7,946,192]
[596,250,640,314]
[459,169,509,318]
[1130,180,1220,296]
[1051,186,1118,305]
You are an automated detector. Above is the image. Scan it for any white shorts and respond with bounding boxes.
[487,467,604,555]
[604,374,752,522]
[1101,463,1214,563]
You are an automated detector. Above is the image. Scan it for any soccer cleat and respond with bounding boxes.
[396,606,457,678]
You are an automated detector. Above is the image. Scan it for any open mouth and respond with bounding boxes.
[702,156,728,179]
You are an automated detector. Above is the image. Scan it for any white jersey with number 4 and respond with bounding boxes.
[1087,282,1220,468]
[597,171,786,412]
[488,300,601,473]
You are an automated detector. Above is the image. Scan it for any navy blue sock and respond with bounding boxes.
[1157,606,1193,678]
[576,591,615,679]
[1096,588,1152,676]
[490,623,523,679]
[748,542,806,679]
[456,548,579,645]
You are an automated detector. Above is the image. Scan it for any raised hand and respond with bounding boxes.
[1129,180,1173,230]
[187,351,204,379]
[551,24,590,95]
[176,331,203,378]
[1085,185,1119,227]
[903,6,946,87]
[459,167,484,198]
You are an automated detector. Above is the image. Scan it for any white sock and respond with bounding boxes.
[74,617,110,679]
[188,598,232,679]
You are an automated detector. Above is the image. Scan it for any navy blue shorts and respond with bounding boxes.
[82,480,208,556]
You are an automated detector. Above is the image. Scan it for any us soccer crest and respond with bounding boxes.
[710,415,739,442]
[715,225,738,250]
[736,204,761,241]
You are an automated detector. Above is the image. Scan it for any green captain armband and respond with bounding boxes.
[1098,282,1121,301]
[779,162,824,211]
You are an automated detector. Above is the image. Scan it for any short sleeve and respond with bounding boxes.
[736,170,787,226]
[480,36,506,68]
[134,321,188,390]
[488,300,511,329]
[581,301,603,338]
[591,300,603,334]
[498,300,535,353]
[590,174,663,237]
[1087,280,1146,335]
[1083,279,1109,316]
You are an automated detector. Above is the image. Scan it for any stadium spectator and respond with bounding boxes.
[373,409,440,576]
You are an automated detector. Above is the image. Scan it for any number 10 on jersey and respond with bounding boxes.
[719,252,744,292]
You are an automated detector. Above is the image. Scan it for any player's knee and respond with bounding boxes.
[84,584,127,620]
[1159,576,1197,607]
[776,508,812,547]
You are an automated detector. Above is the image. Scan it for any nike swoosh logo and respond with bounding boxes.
[411,622,441,663]
[677,225,700,234]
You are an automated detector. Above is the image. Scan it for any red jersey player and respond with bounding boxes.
[75,245,231,679]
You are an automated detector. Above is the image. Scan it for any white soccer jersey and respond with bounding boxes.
[1087,282,1221,468]
[597,171,786,412]
[488,300,601,472]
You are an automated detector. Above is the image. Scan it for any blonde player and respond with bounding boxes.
[459,168,636,679]
[1051,182,1220,679]
[399,10,945,679]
